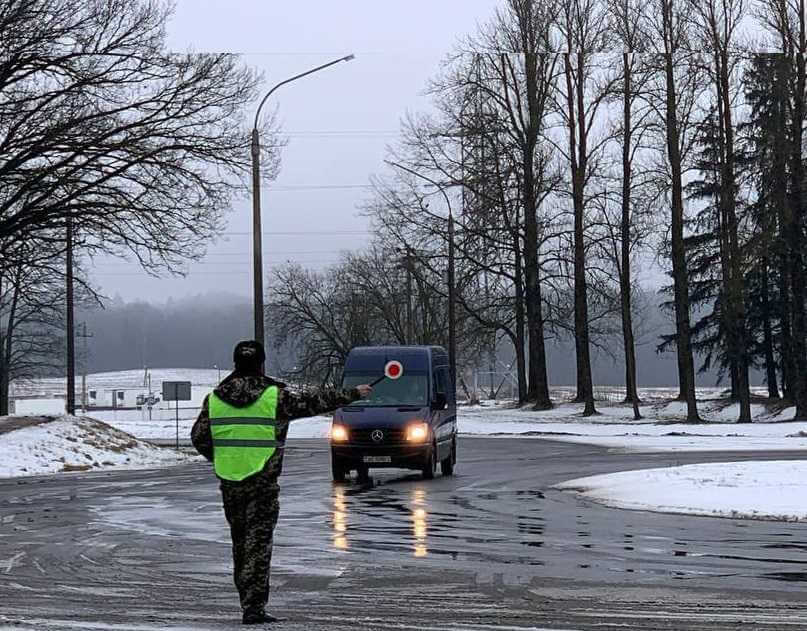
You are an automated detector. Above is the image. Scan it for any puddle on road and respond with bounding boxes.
[762,572,807,582]
[328,477,553,568]
[331,485,440,558]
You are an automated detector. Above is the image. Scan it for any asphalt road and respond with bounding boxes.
[3,437,807,630]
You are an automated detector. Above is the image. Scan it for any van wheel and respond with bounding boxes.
[440,439,456,476]
[332,456,346,482]
[422,443,436,480]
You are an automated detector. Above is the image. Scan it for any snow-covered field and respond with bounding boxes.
[556,460,807,522]
[0,416,197,478]
[11,368,222,398]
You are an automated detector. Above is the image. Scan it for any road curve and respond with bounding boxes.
[1,437,807,630]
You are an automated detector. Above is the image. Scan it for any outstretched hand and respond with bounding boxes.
[355,384,373,398]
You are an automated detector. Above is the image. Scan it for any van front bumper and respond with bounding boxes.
[331,443,430,469]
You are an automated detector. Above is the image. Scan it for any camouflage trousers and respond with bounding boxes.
[221,478,280,612]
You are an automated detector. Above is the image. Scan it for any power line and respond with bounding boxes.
[92,265,341,277]
[285,130,398,137]
[267,184,374,191]
[218,230,371,236]
[99,258,346,267]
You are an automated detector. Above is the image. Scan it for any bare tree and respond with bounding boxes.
[605,0,658,419]
[641,0,704,421]
[398,2,561,406]
[0,240,96,413]
[553,0,616,416]
[0,0,280,273]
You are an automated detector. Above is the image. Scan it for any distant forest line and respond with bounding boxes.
[74,292,758,390]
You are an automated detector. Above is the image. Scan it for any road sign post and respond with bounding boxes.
[162,381,192,450]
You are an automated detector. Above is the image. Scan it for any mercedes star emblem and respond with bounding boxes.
[371,430,384,443]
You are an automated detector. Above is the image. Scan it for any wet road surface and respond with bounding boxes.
[2,438,807,629]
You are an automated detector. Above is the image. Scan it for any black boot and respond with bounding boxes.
[242,608,282,625]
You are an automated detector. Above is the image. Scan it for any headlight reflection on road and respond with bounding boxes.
[332,486,349,550]
[412,488,428,558]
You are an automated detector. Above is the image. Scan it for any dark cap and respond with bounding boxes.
[233,340,266,369]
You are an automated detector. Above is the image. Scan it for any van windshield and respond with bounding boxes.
[343,373,428,407]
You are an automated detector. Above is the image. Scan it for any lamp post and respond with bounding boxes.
[251,54,355,349]
[385,161,457,390]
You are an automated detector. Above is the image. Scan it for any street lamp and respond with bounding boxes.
[385,161,457,391]
[251,54,355,350]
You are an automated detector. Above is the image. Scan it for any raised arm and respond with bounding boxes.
[278,384,371,422]
[190,394,214,461]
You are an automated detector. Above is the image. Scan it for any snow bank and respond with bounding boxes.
[556,460,807,522]
[0,415,196,478]
[457,404,807,452]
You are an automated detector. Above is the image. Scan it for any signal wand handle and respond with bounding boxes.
[369,375,386,387]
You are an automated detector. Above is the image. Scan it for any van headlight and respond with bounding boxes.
[331,424,349,443]
[406,422,429,443]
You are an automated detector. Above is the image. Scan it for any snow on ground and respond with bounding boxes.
[458,400,807,452]
[556,460,807,522]
[11,369,807,452]
[286,415,332,439]
[0,416,196,478]
[33,395,807,452]
[11,368,222,398]
[87,407,202,442]
[83,408,336,441]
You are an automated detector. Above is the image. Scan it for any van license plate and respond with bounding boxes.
[363,456,391,464]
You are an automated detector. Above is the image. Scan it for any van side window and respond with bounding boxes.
[434,368,447,396]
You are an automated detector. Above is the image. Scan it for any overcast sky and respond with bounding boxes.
[88,0,503,303]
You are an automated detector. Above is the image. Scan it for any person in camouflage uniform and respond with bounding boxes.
[191,341,371,625]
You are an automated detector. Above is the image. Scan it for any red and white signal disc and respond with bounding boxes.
[384,360,404,380]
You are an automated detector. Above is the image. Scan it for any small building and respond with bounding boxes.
[14,398,66,416]
[103,389,143,409]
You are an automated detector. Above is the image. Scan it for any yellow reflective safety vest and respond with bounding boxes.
[209,386,281,482]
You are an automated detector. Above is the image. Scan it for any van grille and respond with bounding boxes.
[349,428,407,446]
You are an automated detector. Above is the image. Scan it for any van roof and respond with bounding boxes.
[344,345,447,373]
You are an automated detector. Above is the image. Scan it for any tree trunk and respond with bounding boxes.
[621,53,641,420]
[0,270,5,416]
[790,1,807,420]
[1,269,21,417]
[761,258,781,399]
[514,218,528,404]
[663,2,700,422]
[729,364,739,400]
[531,275,551,410]
[565,53,596,416]
[520,51,551,408]
[716,48,751,422]
[773,55,796,402]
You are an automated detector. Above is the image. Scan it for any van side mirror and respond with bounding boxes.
[432,393,447,410]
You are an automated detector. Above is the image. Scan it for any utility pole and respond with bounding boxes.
[448,213,456,390]
[404,250,414,344]
[77,323,93,412]
[66,214,75,416]
[251,54,355,358]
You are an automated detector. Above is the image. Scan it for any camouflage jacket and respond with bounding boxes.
[191,372,360,493]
